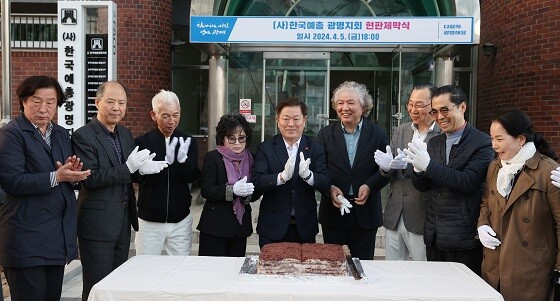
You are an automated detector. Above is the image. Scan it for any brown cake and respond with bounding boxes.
[257,243,347,276]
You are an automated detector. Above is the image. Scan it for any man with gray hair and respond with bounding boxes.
[317,81,389,260]
[134,89,200,255]
[375,83,440,261]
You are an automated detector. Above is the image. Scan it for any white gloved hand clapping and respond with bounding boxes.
[552,167,560,188]
[403,139,431,172]
[280,153,296,183]
[176,137,191,163]
[477,225,501,250]
[337,195,353,216]
[233,176,254,197]
[165,137,178,164]
[389,148,408,170]
[374,145,393,172]
[139,153,169,175]
[298,152,312,180]
[126,146,151,173]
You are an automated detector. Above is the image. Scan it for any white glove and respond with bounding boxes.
[139,153,168,175]
[337,195,353,216]
[477,225,501,250]
[298,152,312,180]
[165,137,178,164]
[233,176,254,197]
[280,153,296,182]
[403,139,431,172]
[126,146,151,173]
[374,145,393,172]
[552,167,560,188]
[389,148,408,170]
[176,137,191,163]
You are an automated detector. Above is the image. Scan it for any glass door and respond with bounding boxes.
[390,46,404,133]
[259,52,330,142]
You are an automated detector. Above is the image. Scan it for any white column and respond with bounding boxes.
[207,54,227,151]
[1,0,12,126]
[434,56,454,87]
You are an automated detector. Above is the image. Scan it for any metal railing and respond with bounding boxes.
[0,14,57,49]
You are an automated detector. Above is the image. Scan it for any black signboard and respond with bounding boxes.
[85,34,109,122]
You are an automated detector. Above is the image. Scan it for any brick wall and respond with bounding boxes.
[116,0,173,136]
[477,0,560,153]
[2,51,58,118]
[0,0,172,138]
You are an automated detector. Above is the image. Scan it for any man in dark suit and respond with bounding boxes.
[0,76,90,300]
[253,97,330,248]
[317,81,390,260]
[72,81,167,301]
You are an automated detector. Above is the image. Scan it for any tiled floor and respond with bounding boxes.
[60,274,82,301]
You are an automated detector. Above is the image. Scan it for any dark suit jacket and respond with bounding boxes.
[252,134,330,241]
[317,119,390,230]
[0,114,78,267]
[197,149,259,238]
[72,117,138,242]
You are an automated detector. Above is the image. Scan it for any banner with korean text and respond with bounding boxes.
[190,16,473,44]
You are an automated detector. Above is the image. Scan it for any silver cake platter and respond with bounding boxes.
[239,256,368,283]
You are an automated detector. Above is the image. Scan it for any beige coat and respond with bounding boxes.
[478,152,560,301]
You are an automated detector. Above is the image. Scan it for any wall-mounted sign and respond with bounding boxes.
[190,16,474,44]
[239,98,251,115]
[58,1,117,135]
[85,34,109,122]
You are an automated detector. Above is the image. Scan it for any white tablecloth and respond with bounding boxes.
[88,255,504,301]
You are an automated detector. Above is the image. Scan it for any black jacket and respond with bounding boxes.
[135,129,200,223]
[0,114,78,267]
[197,150,260,238]
[412,123,494,250]
[316,119,389,230]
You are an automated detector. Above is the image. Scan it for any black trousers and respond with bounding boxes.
[259,221,316,249]
[79,209,131,301]
[322,203,377,260]
[198,232,247,257]
[4,265,64,301]
[426,242,483,275]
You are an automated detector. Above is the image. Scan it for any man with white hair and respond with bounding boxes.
[134,90,200,255]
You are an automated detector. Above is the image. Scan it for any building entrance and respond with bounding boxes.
[226,48,441,148]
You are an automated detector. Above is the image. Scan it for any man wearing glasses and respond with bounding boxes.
[253,97,330,248]
[375,83,440,261]
[403,85,494,275]
[134,90,200,256]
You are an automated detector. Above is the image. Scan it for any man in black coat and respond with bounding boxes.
[253,97,330,248]
[0,76,90,300]
[404,85,494,275]
[317,81,389,260]
[72,81,167,301]
[134,90,200,256]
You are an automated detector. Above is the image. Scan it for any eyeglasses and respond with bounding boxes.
[407,102,431,110]
[429,104,458,117]
[226,136,247,144]
[30,95,57,108]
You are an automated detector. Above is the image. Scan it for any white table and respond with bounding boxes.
[88,255,504,301]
